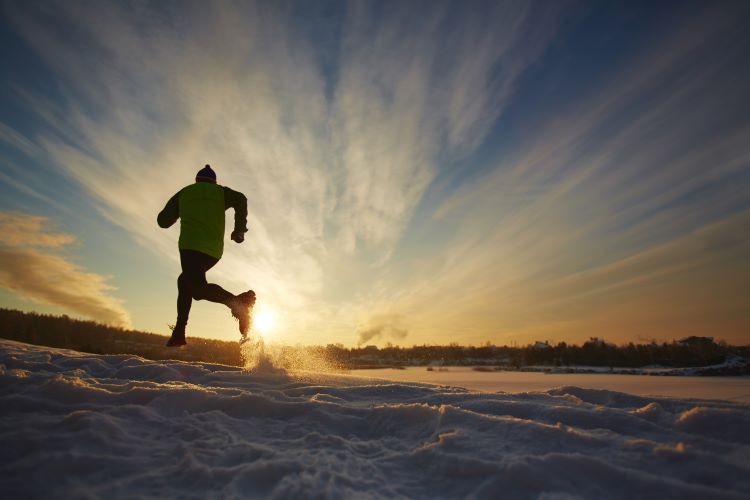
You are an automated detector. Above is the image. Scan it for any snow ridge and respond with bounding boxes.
[1,340,748,499]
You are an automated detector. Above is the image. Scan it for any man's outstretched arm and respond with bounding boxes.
[223,186,248,242]
[157,192,180,228]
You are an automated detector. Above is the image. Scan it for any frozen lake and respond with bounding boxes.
[351,367,750,402]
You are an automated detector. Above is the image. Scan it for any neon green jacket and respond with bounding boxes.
[157,182,247,259]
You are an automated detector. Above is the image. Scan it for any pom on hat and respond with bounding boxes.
[196,164,216,183]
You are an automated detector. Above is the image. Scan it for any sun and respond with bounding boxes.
[253,309,275,337]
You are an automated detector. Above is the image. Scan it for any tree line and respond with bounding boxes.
[0,308,747,369]
[323,336,748,369]
[0,308,240,365]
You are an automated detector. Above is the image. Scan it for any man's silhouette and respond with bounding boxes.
[158,164,255,347]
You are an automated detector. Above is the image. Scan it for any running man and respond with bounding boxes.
[157,164,255,347]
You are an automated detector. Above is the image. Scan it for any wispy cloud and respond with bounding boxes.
[0,212,130,326]
[386,4,750,343]
[330,1,564,252]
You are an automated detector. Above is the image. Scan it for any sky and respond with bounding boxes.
[0,0,749,347]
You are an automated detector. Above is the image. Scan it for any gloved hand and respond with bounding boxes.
[231,230,245,243]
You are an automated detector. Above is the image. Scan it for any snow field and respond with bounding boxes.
[1,339,749,499]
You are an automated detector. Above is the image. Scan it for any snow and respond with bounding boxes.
[1,340,749,499]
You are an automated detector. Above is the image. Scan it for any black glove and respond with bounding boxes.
[231,230,245,243]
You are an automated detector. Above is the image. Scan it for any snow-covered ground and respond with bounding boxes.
[2,340,749,499]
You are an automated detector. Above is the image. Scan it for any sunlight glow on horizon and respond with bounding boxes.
[253,307,276,341]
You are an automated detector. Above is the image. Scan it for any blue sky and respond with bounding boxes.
[1,0,748,346]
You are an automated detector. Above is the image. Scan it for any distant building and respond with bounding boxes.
[678,336,714,347]
[533,341,550,349]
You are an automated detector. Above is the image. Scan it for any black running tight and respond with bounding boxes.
[176,249,234,328]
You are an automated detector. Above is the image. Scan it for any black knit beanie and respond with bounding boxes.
[196,164,216,183]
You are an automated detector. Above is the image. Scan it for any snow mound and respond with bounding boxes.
[1,339,749,499]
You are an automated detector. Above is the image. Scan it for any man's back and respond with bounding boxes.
[158,178,247,260]
[178,182,226,259]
